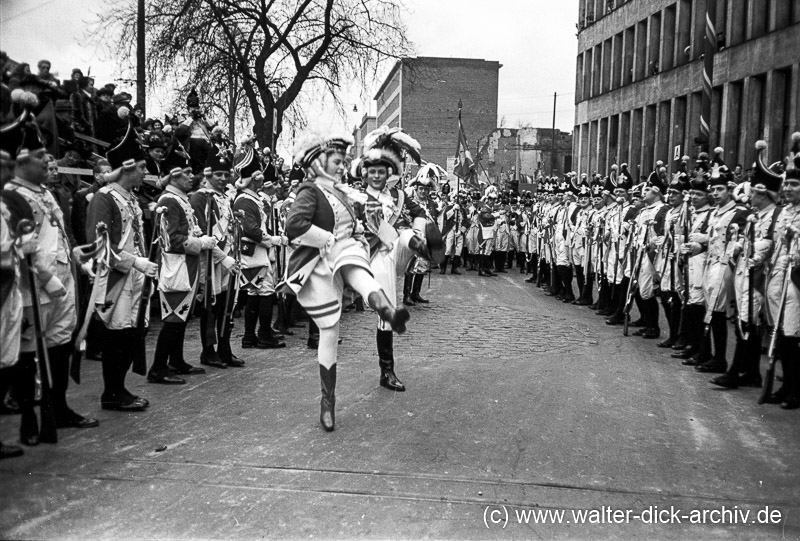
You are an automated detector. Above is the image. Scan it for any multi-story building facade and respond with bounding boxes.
[372,56,500,172]
[574,0,799,179]
[477,127,573,188]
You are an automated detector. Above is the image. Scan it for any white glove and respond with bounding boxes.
[280,235,289,246]
[43,276,67,298]
[200,235,218,250]
[18,232,38,255]
[270,235,284,246]
[221,256,238,272]
[80,260,95,279]
[133,257,158,277]
[147,201,158,213]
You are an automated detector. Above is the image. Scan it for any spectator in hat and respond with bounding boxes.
[36,60,58,86]
[94,87,116,144]
[69,76,97,138]
[62,68,83,95]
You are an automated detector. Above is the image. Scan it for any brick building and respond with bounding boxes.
[371,56,501,172]
[352,114,377,159]
[477,127,573,189]
[573,0,800,179]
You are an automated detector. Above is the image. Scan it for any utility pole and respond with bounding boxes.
[136,0,146,115]
[551,92,557,175]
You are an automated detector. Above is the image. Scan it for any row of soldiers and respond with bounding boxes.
[0,88,307,457]
[509,139,800,409]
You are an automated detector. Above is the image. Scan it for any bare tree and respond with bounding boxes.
[94,0,413,147]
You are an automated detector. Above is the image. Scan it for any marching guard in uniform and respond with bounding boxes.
[83,112,155,410]
[439,184,467,275]
[352,126,433,393]
[233,147,287,350]
[3,95,99,440]
[628,168,668,339]
[711,140,782,389]
[148,150,233,384]
[282,133,412,431]
[673,160,714,364]
[688,148,749,374]
[571,180,594,305]
[763,134,800,408]
[190,152,244,368]
[403,164,442,305]
[655,164,691,349]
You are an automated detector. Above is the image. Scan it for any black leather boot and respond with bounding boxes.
[411,274,429,304]
[307,319,320,350]
[242,295,260,348]
[319,364,336,431]
[451,256,462,275]
[368,290,410,334]
[402,274,415,305]
[439,256,449,274]
[377,330,405,391]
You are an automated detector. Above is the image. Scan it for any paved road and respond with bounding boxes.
[1,270,798,540]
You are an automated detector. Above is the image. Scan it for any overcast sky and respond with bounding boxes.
[1,0,579,155]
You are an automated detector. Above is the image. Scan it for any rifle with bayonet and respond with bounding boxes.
[759,229,795,404]
[220,210,244,342]
[17,219,58,443]
[133,206,165,375]
[623,220,649,336]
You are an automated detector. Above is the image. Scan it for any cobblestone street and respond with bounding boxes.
[1,273,799,539]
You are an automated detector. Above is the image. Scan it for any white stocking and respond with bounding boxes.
[317,322,340,369]
[340,265,382,301]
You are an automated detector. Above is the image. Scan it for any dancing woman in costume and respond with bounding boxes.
[282,134,409,432]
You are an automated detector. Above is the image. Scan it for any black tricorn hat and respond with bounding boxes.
[752,140,783,193]
[785,132,800,181]
[205,149,232,173]
[105,108,146,170]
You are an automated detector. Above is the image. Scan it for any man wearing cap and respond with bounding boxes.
[84,119,156,410]
[2,98,99,437]
[190,153,243,368]
[686,148,749,374]
[352,126,430,392]
[233,148,287,350]
[712,140,782,390]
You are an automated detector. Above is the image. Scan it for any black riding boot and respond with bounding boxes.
[559,266,575,302]
[439,256,449,274]
[451,256,462,275]
[403,274,415,305]
[411,274,428,303]
[377,329,405,391]
[319,364,336,431]
[242,295,260,348]
[573,267,585,303]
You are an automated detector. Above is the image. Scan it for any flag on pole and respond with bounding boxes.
[454,99,478,189]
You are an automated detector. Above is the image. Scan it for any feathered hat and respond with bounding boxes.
[751,140,783,194]
[409,162,447,191]
[646,160,667,194]
[590,176,605,198]
[0,89,45,159]
[105,107,147,171]
[352,126,421,178]
[293,133,353,170]
[708,146,734,187]
[785,132,800,181]
[616,163,633,192]
[234,144,263,189]
[204,147,233,176]
[668,156,691,192]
